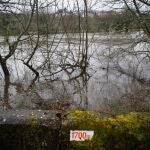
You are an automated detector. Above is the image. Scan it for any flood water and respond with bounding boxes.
[0,32,149,109]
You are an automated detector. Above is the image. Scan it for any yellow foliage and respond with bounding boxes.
[68,111,150,150]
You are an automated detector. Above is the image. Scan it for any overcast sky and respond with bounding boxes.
[1,0,149,13]
[51,0,124,11]
[51,0,149,11]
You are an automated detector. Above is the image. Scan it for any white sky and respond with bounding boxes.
[50,0,123,11]
[1,0,149,13]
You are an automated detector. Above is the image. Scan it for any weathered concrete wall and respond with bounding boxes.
[0,109,71,150]
[0,124,70,150]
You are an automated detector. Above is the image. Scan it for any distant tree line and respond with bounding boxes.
[0,9,149,35]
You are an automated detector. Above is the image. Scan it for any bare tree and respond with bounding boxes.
[0,0,37,109]
[95,0,150,113]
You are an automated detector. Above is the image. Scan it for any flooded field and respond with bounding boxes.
[0,32,149,110]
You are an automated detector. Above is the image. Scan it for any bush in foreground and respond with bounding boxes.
[68,111,150,150]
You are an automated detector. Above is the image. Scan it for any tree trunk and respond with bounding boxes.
[0,59,11,109]
[84,0,89,109]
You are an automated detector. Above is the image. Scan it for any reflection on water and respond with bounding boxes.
[0,32,149,109]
